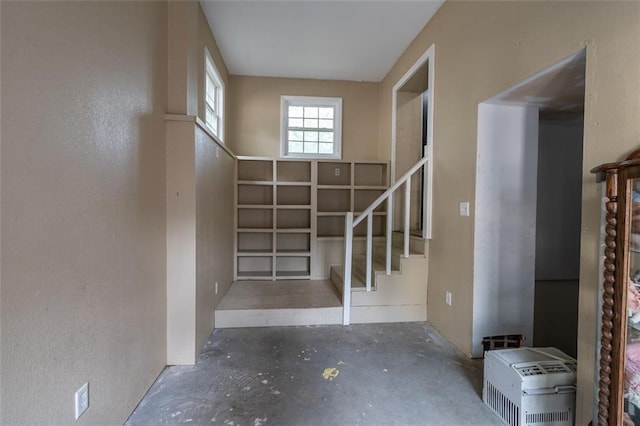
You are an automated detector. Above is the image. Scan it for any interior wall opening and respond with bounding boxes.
[472,49,586,358]
[393,53,430,236]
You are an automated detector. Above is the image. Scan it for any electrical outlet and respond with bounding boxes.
[215,282,219,295]
[459,202,470,217]
[216,147,220,159]
[334,167,341,177]
[75,382,89,420]
[445,291,452,306]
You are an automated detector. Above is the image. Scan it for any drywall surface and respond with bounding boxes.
[536,119,583,280]
[378,1,640,421]
[227,76,379,160]
[195,126,234,350]
[472,104,539,357]
[166,120,197,365]
[1,1,167,424]
[166,2,232,365]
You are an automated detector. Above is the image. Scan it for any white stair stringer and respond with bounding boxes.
[330,233,429,324]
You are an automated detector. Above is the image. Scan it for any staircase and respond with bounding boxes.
[215,153,431,328]
[330,231,428,323]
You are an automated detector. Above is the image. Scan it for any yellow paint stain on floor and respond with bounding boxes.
[322,367,339,380]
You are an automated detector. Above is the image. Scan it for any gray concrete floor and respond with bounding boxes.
[126,322,501,425]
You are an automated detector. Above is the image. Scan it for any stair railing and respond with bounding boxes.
[342,154,429,325]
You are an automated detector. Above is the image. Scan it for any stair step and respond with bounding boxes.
[330,265,367,295]
[391,231,426,255]
[352,254,400,282]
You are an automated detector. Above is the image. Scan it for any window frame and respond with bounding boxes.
[280,95,343,159]
[204,47,224,142]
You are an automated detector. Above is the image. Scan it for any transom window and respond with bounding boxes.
[281,96,342,159]
[205,48,224,141]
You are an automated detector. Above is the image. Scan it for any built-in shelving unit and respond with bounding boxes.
[234,157,388,280]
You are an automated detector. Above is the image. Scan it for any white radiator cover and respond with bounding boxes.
[483,347,577,426]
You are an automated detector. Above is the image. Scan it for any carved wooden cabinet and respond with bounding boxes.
[592,149,640,425]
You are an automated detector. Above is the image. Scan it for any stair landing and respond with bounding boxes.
[215,280,343,328]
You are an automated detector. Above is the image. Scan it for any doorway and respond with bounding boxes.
[391,45,434,238]
[471,49,586,358]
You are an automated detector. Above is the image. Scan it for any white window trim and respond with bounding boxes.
[204,47,224,143]
[280,95,343,159]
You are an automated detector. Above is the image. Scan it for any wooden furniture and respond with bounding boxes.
[234,157,388,280]
[592,148,640,425]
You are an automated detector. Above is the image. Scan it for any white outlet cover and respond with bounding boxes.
[459,202,470,217]
[334,168,341,176]
[75,382,89,419]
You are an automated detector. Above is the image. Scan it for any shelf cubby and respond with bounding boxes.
[238,208,273,229]
[318,162,351,186]
[276,233,310,254]
[317,188,350,212]
[276,209,311,229]
[237,256,273,279]
[354,189,385,212]
[318,215,345,238]
[238,232,273,254]
[277,161,311,183]
[277,185,311,206]
[354,215,385,237]
[354,163,388,187]
[238,184,273,206]
[276,256,310,278]
[238,159,273,182]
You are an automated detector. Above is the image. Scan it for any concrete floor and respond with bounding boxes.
[126,322,501,425]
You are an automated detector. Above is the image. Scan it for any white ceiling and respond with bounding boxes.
[200,1,444,82]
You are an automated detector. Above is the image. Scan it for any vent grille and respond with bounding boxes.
[485,380,520,426]
[525,411,570,423]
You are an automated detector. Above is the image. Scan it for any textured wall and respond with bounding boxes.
[378,1,640,422]
[195,127,234,352]
[166,2,233,365]
[1,1,167,424]
[227,76,379,160]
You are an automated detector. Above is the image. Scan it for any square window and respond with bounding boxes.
[281,96,342,159]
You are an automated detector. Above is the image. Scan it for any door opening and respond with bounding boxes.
[471,49,586,358]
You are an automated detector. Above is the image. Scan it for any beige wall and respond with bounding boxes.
[195,126,234,351]
[378,1,640,422]
[166,2,234,364]
[227,76,379,160]
[1,1,167,424]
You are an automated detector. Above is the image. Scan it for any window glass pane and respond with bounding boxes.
[304,119,318,128]
[288,141,303,153]
[303,143,318,154]
[211,117,218,135]
[319,119,333,129]
[288,106,303,118]
[288,130,303,141]
[289,118,303,128]
[319,143,334,154]
[319,107,334,119]
[303,131,318,142]
[319,132,334,142]
[304,107,318,118]
[205,106,213,126]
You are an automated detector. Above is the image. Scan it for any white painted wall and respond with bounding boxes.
[471,103,539,357]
